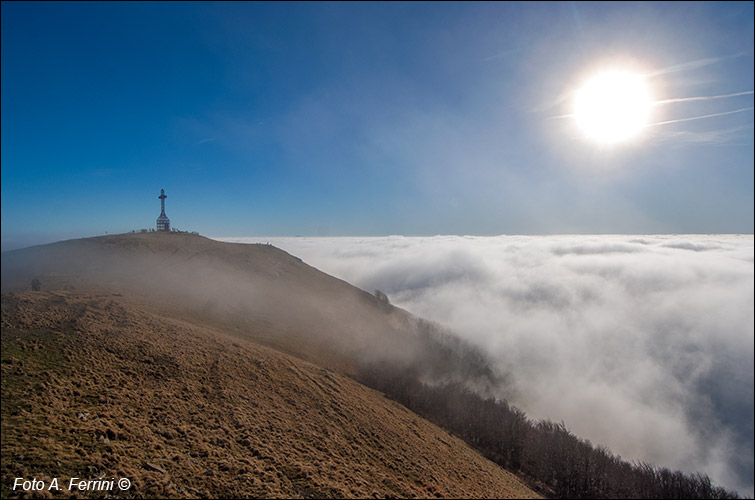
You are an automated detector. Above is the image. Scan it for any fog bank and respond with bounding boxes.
[220,234,754,496]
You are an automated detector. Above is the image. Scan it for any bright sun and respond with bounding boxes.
[573,70,652,144]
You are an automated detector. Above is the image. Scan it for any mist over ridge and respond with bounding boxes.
[219,234,754,497]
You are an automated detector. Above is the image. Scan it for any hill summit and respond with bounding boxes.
[1,232,536,498]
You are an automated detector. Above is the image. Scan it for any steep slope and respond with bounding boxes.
[1,232,498,387]
[1,291,538,499]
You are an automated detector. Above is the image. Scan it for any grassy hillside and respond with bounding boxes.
[1,290,538,498]
[1,232,498,389]
[1,232,529,498]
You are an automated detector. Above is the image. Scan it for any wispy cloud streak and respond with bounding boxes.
[653,91,754,106]
[646,51,750,77]
[649,107,754,126]
[652,125,753,145]
[483,47,521,61]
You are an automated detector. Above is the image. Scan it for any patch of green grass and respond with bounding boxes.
[1,326,89,498]
[1,326,77,415]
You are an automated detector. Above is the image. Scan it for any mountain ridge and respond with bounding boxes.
[1,232,501,387]
[1,232,534,498]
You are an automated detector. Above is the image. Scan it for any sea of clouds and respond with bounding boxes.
[220,234,753,496]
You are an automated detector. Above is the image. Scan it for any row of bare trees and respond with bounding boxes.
[356,362,740,499]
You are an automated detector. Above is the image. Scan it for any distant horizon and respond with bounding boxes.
[4,230,755,253]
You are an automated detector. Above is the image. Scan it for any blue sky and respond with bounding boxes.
[2,1,753,249]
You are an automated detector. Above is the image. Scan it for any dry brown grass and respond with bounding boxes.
[2,291,539,499]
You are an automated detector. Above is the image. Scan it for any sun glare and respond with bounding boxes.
[573,70,652,144]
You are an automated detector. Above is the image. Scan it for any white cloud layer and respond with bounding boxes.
[220,234,754,496]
